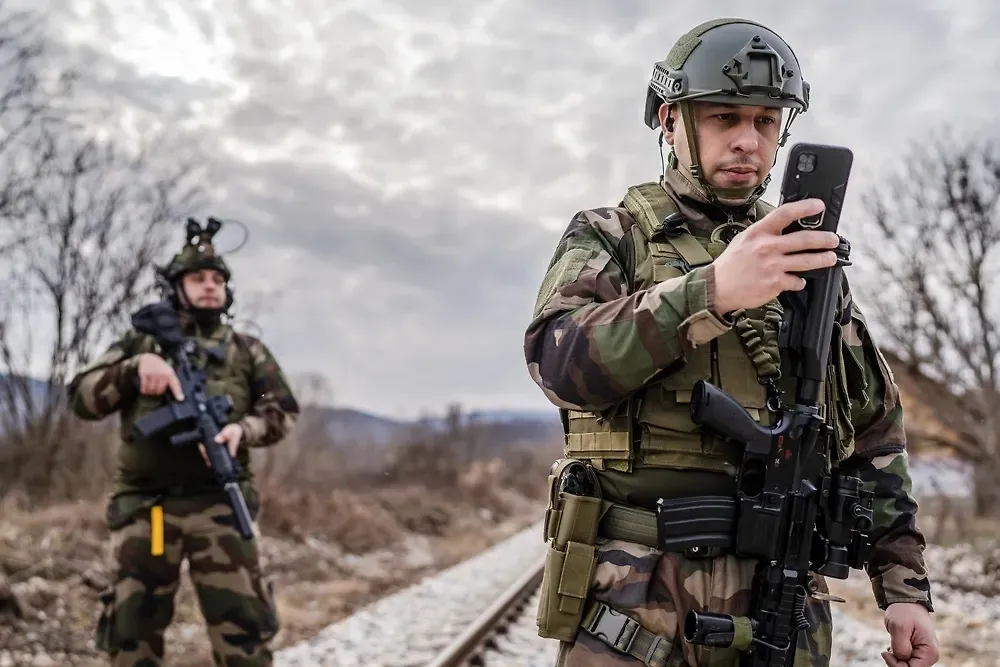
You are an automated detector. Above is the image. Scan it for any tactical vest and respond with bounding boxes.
[562,181,862,477]
[117,324,256,490]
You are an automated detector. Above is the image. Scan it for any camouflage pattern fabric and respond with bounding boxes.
[525,169,756,414]
[95,492,278,666]
[525,168,932,665]
[556,539,832,667]
[836,288,932,608]
[68,307,296,664]
[67,315,299,496]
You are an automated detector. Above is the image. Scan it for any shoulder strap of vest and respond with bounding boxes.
[622,181,675,240]
[227,328,258,378]
[622,181,713,268]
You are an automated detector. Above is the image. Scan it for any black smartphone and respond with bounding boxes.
[778,142,854,236]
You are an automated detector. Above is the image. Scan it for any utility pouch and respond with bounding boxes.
[537,458,604,642]
[654,494,737,556]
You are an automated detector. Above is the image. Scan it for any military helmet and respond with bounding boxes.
[161,217,232,283]
[157,216,235,318]
[644,18,809,130]
[643,19,809,206]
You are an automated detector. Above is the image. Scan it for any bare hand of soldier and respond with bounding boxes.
[712,198,841,314]
[136,353,184,400]
[198,423,243,466]
[881,603,940,666]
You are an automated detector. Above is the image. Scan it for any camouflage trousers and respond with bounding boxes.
[95,492,279,666]
[556,538,832,667]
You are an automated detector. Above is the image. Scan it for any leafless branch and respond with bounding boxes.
[856,128,1000,513]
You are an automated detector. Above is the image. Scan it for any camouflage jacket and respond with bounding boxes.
[67,315,299,496]
[524,168,933,612]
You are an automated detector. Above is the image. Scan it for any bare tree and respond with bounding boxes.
[0,123,205,503]
[0,4,74,239]
[857,129,1000,515]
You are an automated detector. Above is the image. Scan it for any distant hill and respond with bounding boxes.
[306,405,562,448]
[0,375,971,498]
[0,372,563,443]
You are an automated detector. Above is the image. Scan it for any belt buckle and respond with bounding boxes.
[585,603,639,653]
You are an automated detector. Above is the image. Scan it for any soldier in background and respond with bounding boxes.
[68,218,299,666]
[525,18,939,667]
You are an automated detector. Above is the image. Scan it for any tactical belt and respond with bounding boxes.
[599,495,737,557]
[579,599,686,667]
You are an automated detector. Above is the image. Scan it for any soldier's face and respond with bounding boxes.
[181,269,226,308]
[662,102,782,190]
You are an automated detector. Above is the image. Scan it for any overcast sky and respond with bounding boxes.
[12,0,1000,418]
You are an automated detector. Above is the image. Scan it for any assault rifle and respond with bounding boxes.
[679,231,875,666]
[129,299,255,540]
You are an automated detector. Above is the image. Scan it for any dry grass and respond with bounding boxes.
[0,404,556,664]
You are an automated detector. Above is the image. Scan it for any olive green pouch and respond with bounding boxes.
[536,459,604,642]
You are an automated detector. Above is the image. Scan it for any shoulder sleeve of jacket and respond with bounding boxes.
[234,333,300,448]
[846,297,907,458]
[523,206,732,413]
[66,332,142,420]
[836,296,933,611]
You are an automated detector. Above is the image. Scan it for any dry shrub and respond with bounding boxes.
[0,498,108,591]
[256,486,404,554]
[0,415,117,509]
[2,393,559,564]
[372,486,454,536]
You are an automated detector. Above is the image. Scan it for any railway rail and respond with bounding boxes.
[426,555,545,666]
[275,524,559,667]
[275,523,901,666]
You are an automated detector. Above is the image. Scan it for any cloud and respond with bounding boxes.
[9,0,1000,416]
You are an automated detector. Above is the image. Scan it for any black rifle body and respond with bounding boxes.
[130,300,255,540]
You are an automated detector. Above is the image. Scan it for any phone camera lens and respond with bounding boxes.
[797,153,816,173]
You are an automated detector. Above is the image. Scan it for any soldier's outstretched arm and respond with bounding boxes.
[66,333,141,420]
[835,299,933,612]
[236,335,300,447]
[524,207,731,413]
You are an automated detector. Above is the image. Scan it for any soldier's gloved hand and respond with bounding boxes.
[136,353,184,400]
[198,423,243,466]
[712,198,841,314]
[880,602,940,666]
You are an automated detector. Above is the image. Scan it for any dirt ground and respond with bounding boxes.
[826,514,1000,667]
[0,483,545,667]
[3,488,999,667]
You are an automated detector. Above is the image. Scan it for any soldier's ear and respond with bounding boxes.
[659,103,676,145]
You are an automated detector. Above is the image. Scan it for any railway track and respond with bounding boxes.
[426,555,545,667]
[274,523,922,666]
[275,524,560,666]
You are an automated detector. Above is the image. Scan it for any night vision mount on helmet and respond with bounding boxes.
[643,18,810,205]
[157,216,241,319]
[161,217,232,283]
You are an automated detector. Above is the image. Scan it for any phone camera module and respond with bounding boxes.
[796,152,816,173]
